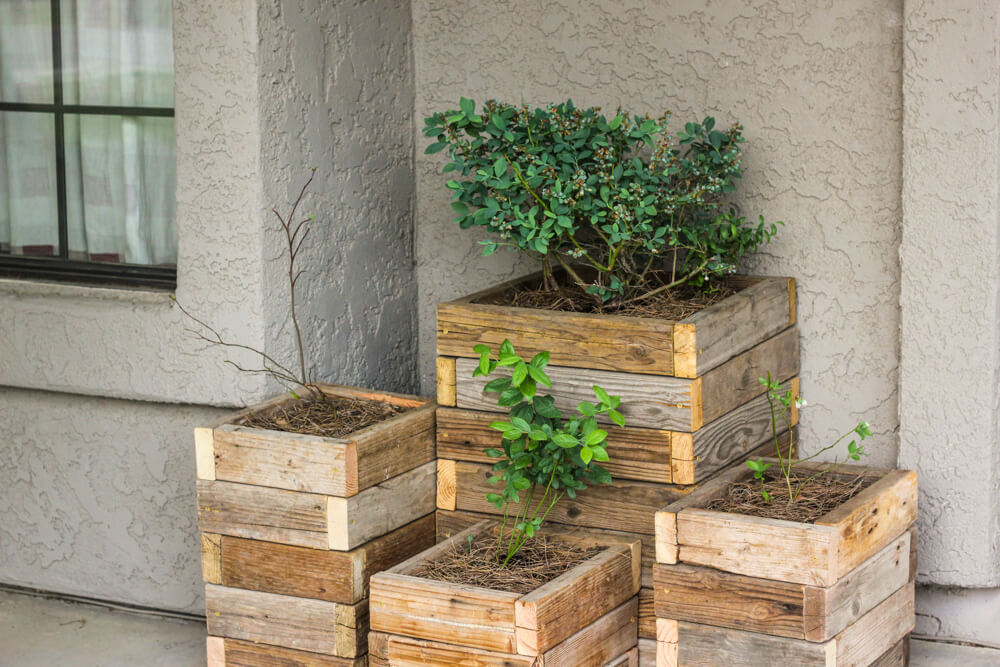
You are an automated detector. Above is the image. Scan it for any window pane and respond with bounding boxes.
[0,112,59,257]
[64,114,176,266]
[61,0,174,108]
[0,0,55,103]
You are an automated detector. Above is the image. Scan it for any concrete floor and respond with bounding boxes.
[1,590,999,666]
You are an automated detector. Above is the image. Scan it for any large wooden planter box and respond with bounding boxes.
[437,273,795,379]
[196,384,439,664]
[369,520,640,665]
[653,459,917,666]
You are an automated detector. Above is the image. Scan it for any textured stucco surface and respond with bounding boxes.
[413,0,903,468]
[899,0,1000,589]
[257,0,418,395]
[915,585,1000,648]
[0,387,226,613]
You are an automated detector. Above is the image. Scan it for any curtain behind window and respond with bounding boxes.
[0,0,176,266]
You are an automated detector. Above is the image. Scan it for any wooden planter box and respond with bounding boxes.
[653,459,917,665]
[369,520,640,664]
[437,273,796,379]
[196,384,439,664]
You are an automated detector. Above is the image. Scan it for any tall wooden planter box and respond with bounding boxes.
[653,459,918,666]
[369,520,641,666]
[433,273,798,648]
[196,385,438,665]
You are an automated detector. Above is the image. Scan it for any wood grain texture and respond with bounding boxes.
[539,597,639,667]
[698,326,799,425]
[803,528,914,641]
[605,647,639,667]
[438,292,675,375]
[327,460,437,550]
[455,357,696,431]
[515,545,639,654]
[833,583,914,666]
[369,571,521,652]
[217,513,435,604]
[436,406,673,483]
[638,639,655,667]
[815,469,918,580]
[659,619,832,666]
[380,633,536,666]
[443,459,690,535]
[353,402,436,492]
[677,509,839,587]
[201,533,222,585]
[195,427,216,481]
[206,636,225,667]
[436,459,456,511]
[204,584,367,657]
[198,480,331,549]
[639,588,655,640]
[436,357,456,407]
[654,562,807,639]
[675,276,795,378]
[214,638,367,666]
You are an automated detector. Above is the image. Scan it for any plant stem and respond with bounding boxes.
[621,261,708,304]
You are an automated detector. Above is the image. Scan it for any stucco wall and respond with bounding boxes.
[413,0,904,468]
[900,0,1000,589]
[257,0,418,396]
[0,387,225,613]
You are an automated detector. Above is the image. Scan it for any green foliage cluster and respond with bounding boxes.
[747,372,873,503]
[474,340,623,565]
[424,98,780,304]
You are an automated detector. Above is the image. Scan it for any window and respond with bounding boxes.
[0,0,175,288]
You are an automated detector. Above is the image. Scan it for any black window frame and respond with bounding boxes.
[0,0,176,289]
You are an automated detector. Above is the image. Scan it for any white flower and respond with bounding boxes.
[795,397,808,409]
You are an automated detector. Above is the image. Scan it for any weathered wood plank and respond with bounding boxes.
[369,571,520,653]
[327,461,437,550]
[354,403,436,491]
[677,509,839,587]
[653,562,807,639]
[674,394,797,484]
[674,276,795,378]
[658,618,831,666]
[381,633,536,666]
[804,528,914,641]
[212,425,354,497]
[201,533,222,585]
[697,325,799,426]
[816,469,918,580]
[437,406,673,483]
[195,427,216,480]
[605,647,639,667]
[204,584,367,657]
[540,597,639,667]
[637,639,655,667]
[442,459,688,535]
[217,513,435,604]
[516,545,639,654]
[455,357,695,431]
[213,637,367,666]
[438,289,676,375]
[436,357,456,407]
[435,459,456,511]
[197,480,330,549]
[833,583,914,666]
[639,588,655,640]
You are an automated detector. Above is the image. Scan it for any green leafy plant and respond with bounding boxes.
[473,340,623,566]
[424,99,780,305]
[747,372,873,503]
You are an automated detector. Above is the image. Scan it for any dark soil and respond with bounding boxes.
[474,271,738,320]
[412,535,600,595]
[241,395,405,438]
[705,468,876,523]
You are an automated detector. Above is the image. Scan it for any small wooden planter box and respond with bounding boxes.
[437,273,796,379]
[653,459,917,665]
[369,520,640,663]
[207,636,366,667]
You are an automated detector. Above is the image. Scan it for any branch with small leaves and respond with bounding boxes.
[746,371,872,503]
[473,340,623,566]
[172,169,330,410]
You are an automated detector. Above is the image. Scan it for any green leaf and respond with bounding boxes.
[593,385,612,405]
[580,446,593,464]
[529,351,550,369]
[590,446,609,462]
[498,387,522,406]
[483,377,512,393]
[510,416,531,434]
[607,409,626,427]
[425,142,448,154]
[527,366,551,387]
[494,157,507,178]
[552,433,578,448]
[484,448,503,458]
[529,429,549,441]
[513,477,531,490]
[499,339,516,357]
[451,201,469,216]
[511,362,528,387]
[489,421,511,431]
[585,429,608,446]
[608,114,623,130]
[498,355,520,366]
[486,493,502,503]
[577,402,597,417]
[459,97,475,116]
[473,344,491,355]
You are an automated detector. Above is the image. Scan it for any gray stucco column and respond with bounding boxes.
[900,0,1000,643]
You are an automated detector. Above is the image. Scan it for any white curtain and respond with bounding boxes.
[0,0,176,266]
